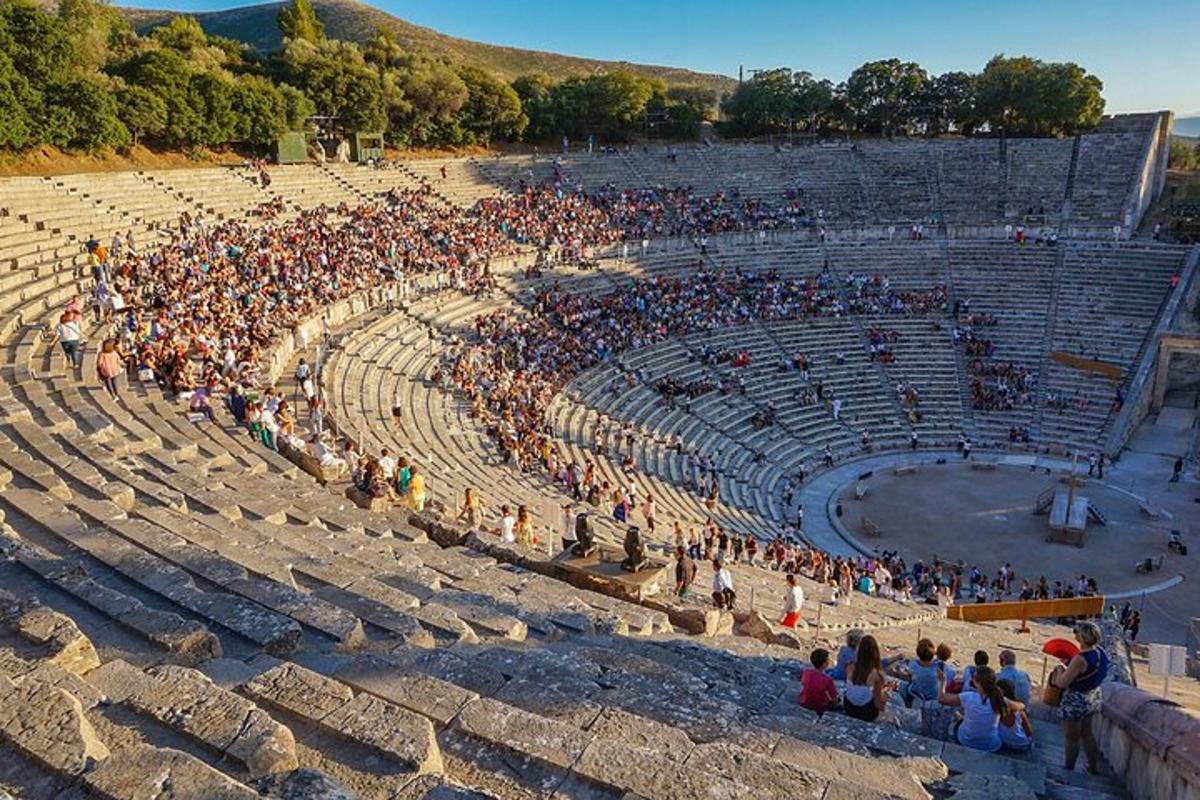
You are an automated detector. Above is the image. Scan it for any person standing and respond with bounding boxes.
[406,464,426,512]
[53,312,83,370]
[674,546,696,598]
[1049,622,1108,774]
[96,339,124,400]
[781,573,804,628]
[711,559,735,610]
[1171,457,1183,483]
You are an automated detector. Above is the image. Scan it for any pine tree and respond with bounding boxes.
[278,0,325,44]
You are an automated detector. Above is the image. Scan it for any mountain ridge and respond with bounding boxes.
[121,0,738,94]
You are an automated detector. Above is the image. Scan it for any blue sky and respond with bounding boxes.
[123,0,1200,116]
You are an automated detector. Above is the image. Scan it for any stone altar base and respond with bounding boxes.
[552,547,668,602]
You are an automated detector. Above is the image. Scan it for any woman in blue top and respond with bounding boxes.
[1050,621,1108,773]
[936,665,1012,752]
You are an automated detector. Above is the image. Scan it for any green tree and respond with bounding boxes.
[277,0,325,44]
[231,74,291,144]
[149,15,208,53]
[386,53,468,144]
[0,50,35,148]
[720,68,797,135]
[921,71,978,134]
[1167,138,1198,171]
[277,39,385,133]
[116,84,167,146]
[845,58,928,135]
[42,77,130,150]
[457,65,525,144]
[512,72,557,141]
[976,55,1104,136]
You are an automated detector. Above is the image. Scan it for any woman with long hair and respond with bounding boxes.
[936,664,1017,752]
[843,635,894,721]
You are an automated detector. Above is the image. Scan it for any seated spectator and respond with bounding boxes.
[829,630,863,681]
[960,650,989,692]
[936,665,1014,753]
[997,650,1032,706]
[935,643,958,686]
[897,638,941,706]
[843,635,896,722]
[799,649,838,716]
[997,679,1035,753]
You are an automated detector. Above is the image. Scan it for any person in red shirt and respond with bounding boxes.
[799,648,839,716]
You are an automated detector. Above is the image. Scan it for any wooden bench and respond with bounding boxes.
[862,517,881,537]
[893,465,917,476]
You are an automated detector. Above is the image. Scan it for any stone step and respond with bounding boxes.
[88,659,300,779]
[239,658,444,776]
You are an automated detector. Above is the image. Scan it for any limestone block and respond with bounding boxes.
[89,660,298,778]
[10,605,100,675]
[335,655,477,726]
[735,610,777,644]
[321,692,443,774]
[586,708,694,762]
[82,743,258,800]
[686,741,829,798]
[453,697,592,769]
[708,610,735,637]
[254,767,356,800]
[0,675,109,777]
[240,662,354,721]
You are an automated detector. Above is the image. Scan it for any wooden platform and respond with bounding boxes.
[552,547,669,602]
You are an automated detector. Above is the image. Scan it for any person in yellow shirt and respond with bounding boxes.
[407,464,426,511]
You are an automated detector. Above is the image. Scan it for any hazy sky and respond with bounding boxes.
[121,0,1200,116]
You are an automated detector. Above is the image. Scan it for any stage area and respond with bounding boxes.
[835,461,1182,596]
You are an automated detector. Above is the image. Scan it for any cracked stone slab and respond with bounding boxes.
[240,661,354,722]
[321,692,443,774]
[81,743,259,799]
[0,675,109,777]
[334,655,477,726]
[88,660,298,778]
[453,697,592,770]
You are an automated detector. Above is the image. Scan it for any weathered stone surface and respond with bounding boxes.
[0,675,109,776]
[394,773,499,799]
[254,767,356,800]
[586,708,694,763]
[735,610,779,644]
[88,660,299,778]
[82,743,259,800]
[10,605,100,675]
[432,593,527,641]
[685,741,829,798]
[454,697,592,769]
[335,655,477,726]
[493,678,604,730]
[227,578,366,651]
[572,736,742,799]
[938,772,1038,800]
[771,736,932,800]
[322,692,443,774]
[707,611,734,637]
[240,662,354,721]
[409,602,479,645]
[938,743,1045,795]
[314,582,435,648]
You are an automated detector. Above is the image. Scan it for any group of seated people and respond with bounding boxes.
[798,632,1036,755]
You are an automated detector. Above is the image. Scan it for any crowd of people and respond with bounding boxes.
[795,620,1110,774]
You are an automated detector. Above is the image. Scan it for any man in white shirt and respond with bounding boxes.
[781,573,804,627]
[378,448,397,481]
[712,560,735,610]
[497,505,516,543]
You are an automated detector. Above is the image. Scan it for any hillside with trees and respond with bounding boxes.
[0,0,1111,158]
